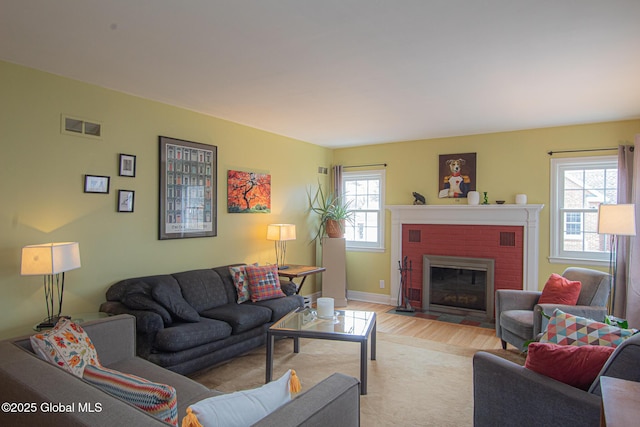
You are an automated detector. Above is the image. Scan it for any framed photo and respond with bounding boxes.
[159,136,217,239]
[227,170,271,213]
[117,190,135,212]
[84,175,110,194]
[438,153,477,198]
[119,154,136,177]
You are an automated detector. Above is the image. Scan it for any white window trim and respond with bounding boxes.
[343,169,386,252]
[549,155,616,267]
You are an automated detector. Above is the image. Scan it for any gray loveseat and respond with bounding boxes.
[473,332,640,427]
[100,264,303,374]
[0,314,360,426]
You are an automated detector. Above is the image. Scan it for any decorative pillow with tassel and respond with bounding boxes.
[182,369,301,427]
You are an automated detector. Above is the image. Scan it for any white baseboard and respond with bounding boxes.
[305,290,395,307]
[347,290,395,306]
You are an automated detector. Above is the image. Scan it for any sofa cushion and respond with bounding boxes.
[229,265,251,303]
[122,292,173,325]
[245,265,286,302]
[154,318,232,353]
[152,281,201,323]
[200,303,272,334]
[173,269,229,312]
[30,318,101,377]
[540,308,638,347]
[83,364,178,425]
[525,342,614,390]
[251,295,305,322]
[182,369,293,427]
[538,273,581,305]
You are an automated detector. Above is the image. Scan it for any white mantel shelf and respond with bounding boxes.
[386,204,544,306]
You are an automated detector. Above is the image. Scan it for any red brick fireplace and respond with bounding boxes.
[387,204,543,319]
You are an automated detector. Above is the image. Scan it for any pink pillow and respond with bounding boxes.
[538,273,581,305]
[525,342,614,390]
[245,265,286,302]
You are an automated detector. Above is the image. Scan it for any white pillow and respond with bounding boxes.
[183,370,292,427]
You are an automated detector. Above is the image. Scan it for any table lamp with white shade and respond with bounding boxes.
[266,224,296,270]
[21,242,81,329]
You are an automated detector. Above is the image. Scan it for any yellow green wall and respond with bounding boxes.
[334,120,640,300]
[0,61,331,332]
[2,60,638,333]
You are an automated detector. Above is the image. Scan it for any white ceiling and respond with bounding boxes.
[1,0,639,148]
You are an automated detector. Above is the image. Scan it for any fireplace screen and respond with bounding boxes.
[423,255,494,318]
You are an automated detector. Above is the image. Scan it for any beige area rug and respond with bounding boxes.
[189,333,525,427]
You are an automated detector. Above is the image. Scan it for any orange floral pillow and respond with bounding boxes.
[30,318,101,377]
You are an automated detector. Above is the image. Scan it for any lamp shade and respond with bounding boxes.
[21,242,81,276]
[266,224,296,241]
[597,204,637,236]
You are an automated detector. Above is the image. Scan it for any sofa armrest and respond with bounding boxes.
[473,351,600,427]
[495,290,541,337]
[253,373,360,427]
[534,304,608,336]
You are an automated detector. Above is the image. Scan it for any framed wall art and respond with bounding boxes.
[84,175,110,194]
[227,170,271,213]
[159,136,217,239]
[438,152,477,198]
[119,153,136,177]
[117,190,135,212]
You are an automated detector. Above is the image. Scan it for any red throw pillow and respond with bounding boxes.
[245,265,286,302]
[525,342,614,390]
[537,273,581,305]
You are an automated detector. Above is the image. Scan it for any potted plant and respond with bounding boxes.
[307,184,354,243]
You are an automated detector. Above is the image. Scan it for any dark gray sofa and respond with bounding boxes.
[473,332,640,427]
[100,264,303,375]
[0,314,361,426]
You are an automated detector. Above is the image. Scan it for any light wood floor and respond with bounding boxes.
[343,300,503,351]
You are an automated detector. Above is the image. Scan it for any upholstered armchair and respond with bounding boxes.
[495,267,611,351]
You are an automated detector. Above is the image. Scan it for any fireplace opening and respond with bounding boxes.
[423,255,495,319]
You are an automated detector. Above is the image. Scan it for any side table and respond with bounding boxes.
[278,264,326,294]
[600,376,640,427]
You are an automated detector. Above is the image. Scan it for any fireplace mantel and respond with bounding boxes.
[387,204,544,305]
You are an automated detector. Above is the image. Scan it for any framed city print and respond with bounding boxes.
[119,153,136,177]
[84,175,110,194]
[159,136,217,239]
[117,190,135,212]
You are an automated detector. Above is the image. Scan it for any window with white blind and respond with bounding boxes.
[342,169,385,251]
[550,156,617,264]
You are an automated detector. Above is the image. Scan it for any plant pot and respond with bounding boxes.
[325,219,345,238]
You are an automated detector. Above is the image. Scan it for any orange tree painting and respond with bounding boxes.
[227,170,271,213]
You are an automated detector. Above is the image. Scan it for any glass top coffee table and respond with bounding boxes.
[266,307,376,395]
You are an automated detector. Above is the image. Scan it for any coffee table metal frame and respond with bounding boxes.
[265,307,376,395]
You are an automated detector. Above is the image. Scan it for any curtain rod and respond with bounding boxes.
[343,163,387,169]
[547,147,633,156]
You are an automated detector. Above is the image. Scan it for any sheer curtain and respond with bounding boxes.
[625,138,640,327]
[333,165,343,197]
[614,144,634,318]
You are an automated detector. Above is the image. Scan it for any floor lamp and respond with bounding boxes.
[21,242,81,329]
[597,204,636,314]
[267,224,296,270]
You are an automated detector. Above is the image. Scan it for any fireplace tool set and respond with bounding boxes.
[396,256,415,312]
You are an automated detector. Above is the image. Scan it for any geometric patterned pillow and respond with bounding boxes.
[229,265,251,304]
[540,308,638,348]
[245,264,286,302]
[30,318,101,377]
[83,365,178,426]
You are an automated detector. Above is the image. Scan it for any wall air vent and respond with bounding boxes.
[61,115,102,139]
[499,231,516,247]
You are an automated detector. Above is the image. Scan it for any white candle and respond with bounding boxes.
[317,297,334,319]
[515,194,527,205]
